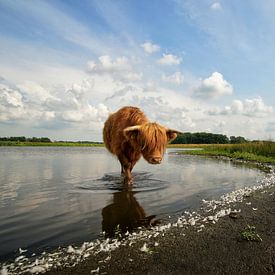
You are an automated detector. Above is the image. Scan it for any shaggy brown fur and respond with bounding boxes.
[103,106,179,184]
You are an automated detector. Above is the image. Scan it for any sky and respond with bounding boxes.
[0,0,275,141]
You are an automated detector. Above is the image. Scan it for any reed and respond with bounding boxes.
[183,142,275,164]
[168,144,217,148]
[206,142,275,158]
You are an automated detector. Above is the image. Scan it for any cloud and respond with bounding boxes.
[0,83,52,123]
[0,84,29,122]
[162,72,184,85]
[157,54,182,65]
[61,103,109,123]
[58,80,110,124]
[105,85,137,101]
[0,84,23,108]
[141,42,160,54]
[194,72,233,98]
[237,97,273,116]
[1,72,274,141]
[208,97,273,117]
[210,2,222,10]
[68,79,93,100]
[266,122,275,133]
[17,81,57,103]
[87,55,142,82]
[0,79,110,129]
[112,92,196,131]
[87,55,130,73]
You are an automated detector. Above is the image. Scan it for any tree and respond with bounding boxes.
[230,136,247,144]
[171,132,230,144]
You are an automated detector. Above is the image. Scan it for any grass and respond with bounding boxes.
[167,144,218,148]
[178,142,275,164]
[241,225,262,242]
[0,141,104,147]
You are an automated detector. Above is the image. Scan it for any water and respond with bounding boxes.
[0,147,263,261]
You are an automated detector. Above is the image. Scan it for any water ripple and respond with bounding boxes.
[74,172,169,194]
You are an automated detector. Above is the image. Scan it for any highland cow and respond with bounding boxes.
[103,106,180,184]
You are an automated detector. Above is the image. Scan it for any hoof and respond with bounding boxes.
[124,177,133,185]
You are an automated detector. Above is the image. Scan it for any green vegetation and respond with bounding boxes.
[0,136,103,147]
[0,136,51,142]
[171,132,248,144]
[241,225,262,242]
[183,142,275,164]
[0,141,104,147]
[168,144,217,148]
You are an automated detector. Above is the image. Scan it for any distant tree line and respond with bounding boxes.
[229,136,247,144]
[0,137,103,144]
[0,133,248,144]
[171,132,248,144]
[56,140,103,144]
[0,136,51,142]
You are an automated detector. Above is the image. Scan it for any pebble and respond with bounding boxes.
[229,212,238,219]
[91,267,99,274]
[29,266,46,274]
[140,243,149,253]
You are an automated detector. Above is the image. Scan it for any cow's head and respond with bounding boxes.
[124,123,179,164]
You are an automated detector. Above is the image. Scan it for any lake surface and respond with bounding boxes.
[0,146,264,261]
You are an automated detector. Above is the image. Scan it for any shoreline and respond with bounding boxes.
[1,161,274,274]
[47,184,275,275]
[180,147,275,165]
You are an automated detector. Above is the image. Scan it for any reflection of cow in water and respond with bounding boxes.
[102,190,158,237]
[103,106,180,184]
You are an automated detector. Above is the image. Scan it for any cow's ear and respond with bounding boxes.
[124,125,141,141]
[166,129,181,142]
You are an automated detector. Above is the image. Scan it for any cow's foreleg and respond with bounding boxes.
[130,160,137,172]
[118,154,133,185]
[124,166,133,185]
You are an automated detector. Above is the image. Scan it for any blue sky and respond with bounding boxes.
[0,0,275,140]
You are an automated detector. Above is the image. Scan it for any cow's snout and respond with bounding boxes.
[149,156,162,164]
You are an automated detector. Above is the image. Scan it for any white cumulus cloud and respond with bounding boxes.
[141,42,160,54]
[0,84,23,108]
[242,97,273,116]
[157,54,182,65]
[0,84,26,122]
[162,72,184,85]
[194,72,233,98]
[0,78,110,130]
[68,79,93,100]
[87,55,142,83]
[17,81,56,103]
[208,97,273,117]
